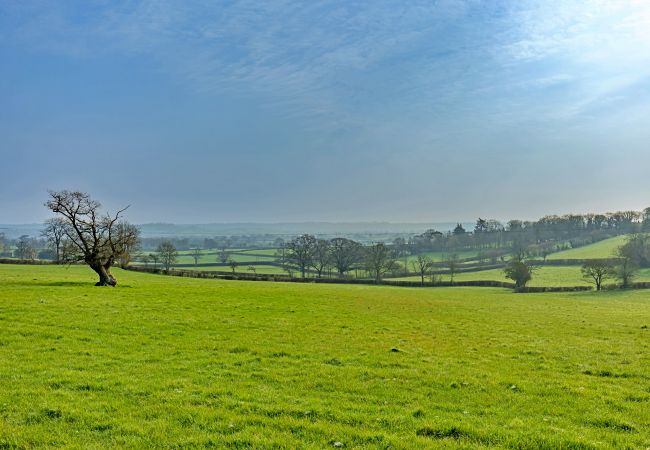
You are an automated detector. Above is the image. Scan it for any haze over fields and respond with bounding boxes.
[4,3,650,448]
[2,1,650,224]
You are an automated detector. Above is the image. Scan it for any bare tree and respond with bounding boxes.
[445,253,460,283]
[274,244,294,275]
[45,190,139,286]
[218,250,230,263]
[42,218,67,262]
[286,234,317,278]
[311,239,331,278]
[229,257,239,274]
[157,241,177,271]
[330,238,362,277]
[15,235,36,260]
[364,243,397,283]
[149,252,160,269]
[283,264,295,277]
[393,237,409,274]
[191,247,202,266]
[616,247,638,288]
[115,221,140,268]
[581,260,614,291]
[141,254,151,268]
[411,254,434,286]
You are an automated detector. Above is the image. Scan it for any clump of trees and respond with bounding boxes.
[504,257,535,290]
[15,235,37,260]
[44,190,139,286]
[408,210,649,259]
[364,242,398,283]
[280,235,399,282]
[412,254,434,286]
[330,238,363,277]
[42,218,67,262]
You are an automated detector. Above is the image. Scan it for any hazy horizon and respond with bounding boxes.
[2,1,649,224]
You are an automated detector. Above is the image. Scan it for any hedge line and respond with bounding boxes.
[125,266,597,292]
[0,258,57,265]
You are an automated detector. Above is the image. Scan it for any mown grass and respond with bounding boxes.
[1,264,650,448]
[547,236,627,260]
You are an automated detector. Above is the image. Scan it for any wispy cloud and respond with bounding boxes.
[2,1,650,135]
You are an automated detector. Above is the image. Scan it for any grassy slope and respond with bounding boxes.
[1,264,650,448]
[547,235,628,260]
[403,250,479,265]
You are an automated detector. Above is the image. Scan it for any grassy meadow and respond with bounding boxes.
[188,265,289,275]
[1,264,650,448]
[138,235,630,279]
[395,266,650,287]
[547,236,627,260]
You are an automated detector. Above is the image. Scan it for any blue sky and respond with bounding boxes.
[1,0,650,223]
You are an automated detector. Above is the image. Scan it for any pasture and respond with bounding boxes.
[547,236,627,260]
[1,264,650,448]
[395,266,650,287]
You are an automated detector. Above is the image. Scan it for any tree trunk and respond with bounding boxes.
[90,262,117,286]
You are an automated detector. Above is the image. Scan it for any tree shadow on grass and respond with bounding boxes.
[15,280,133,288]
[37,281,132,290]
[35,281,93,287]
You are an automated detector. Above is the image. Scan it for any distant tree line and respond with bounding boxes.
[278,235,417,283]
[28,202,650,291]
[407,208,650,259]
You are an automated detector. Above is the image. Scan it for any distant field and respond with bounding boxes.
[404,250,480,264]
[237,248,280,256]
[547,235,627,260]
[187,264,289,275]
[393,265,650,287]
[141,250,276,266]
[174,248,244,256]
[2,264,650,448]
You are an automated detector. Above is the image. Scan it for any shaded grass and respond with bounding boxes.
[1,264,650,448]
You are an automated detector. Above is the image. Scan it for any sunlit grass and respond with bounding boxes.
[547,236,627,260]
[1,264,650,448]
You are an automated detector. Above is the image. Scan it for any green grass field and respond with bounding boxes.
[174,253,276,265]
[187,264,289,275]
[403,250,480,265]
[237,248,281,256]
[1,264,650,448]
[547,236,627,260]
[394,266,650,287]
